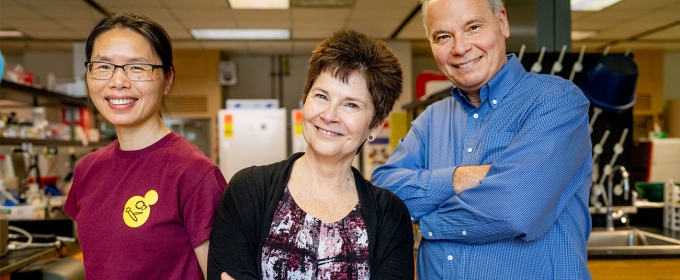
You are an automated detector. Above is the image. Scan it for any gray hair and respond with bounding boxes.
[420,0,504,39]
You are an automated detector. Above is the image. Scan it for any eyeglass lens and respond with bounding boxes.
[87,62,155,81]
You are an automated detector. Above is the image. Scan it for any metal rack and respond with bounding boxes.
[0,80,109,147]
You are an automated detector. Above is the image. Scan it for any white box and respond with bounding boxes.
[0,205,43,220]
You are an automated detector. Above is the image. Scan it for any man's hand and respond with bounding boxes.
[221,272,235,280]
[453,165,491,194]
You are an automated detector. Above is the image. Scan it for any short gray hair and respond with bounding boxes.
[420,0,504,38]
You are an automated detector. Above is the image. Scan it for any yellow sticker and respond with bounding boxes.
[224,114,233,138]
[122,190,159,228]
[224,123,233,138]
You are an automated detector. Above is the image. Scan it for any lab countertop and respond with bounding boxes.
[0,247,59,275]
[588,226,680,260]
[632,226,680,242]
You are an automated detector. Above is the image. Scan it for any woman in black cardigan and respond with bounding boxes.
[208,30,413,279]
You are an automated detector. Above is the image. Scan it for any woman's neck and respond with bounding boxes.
[115,117,171,151]
[292,152,355,191]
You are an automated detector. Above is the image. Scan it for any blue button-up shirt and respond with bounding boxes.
[372,55,592,279]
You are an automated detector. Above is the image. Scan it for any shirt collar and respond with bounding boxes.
[450,54,525,110]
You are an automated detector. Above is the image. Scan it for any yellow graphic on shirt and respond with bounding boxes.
[123,190,158,228]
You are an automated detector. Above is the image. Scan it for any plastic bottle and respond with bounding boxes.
[32,107,48,139]
[0,155,19,205]
[26,183,46,219]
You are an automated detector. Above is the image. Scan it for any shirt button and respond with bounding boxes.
[448,255,453,261]
[492,99,498,105]
[428,232,433,237]
[462,230,467,236]
[473,113,479,119]
[467,148,472,153]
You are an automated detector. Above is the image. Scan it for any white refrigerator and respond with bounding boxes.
[217,108,287,182]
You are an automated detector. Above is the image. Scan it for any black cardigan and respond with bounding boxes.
[207,152,414,279]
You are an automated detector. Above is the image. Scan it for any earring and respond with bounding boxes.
[368,135,374,141]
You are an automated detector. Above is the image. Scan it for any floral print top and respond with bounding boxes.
[261,187,370,279]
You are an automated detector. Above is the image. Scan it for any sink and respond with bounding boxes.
[587,228,680,259]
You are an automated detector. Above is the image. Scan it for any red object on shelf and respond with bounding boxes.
[61,108,92,140]
[415,71,448,100]
[20,71,34,86]
[28,176,59,187]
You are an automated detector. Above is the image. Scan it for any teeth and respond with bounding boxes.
[318,127,338,136]
[109,98,136,105]
[455,58,479,69]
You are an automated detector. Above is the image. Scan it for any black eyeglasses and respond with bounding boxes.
[85,61,164,81]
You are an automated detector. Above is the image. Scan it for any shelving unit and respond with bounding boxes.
[0,79,109,147]
[664,180,680,231]
[0,80,88,107]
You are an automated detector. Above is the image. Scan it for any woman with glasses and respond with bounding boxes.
[208,30,414,280]
[63,13,226,279]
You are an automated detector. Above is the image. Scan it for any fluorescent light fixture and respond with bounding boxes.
[0,30,25,38]
[190,29,291,40]
[571,0,623,11]
[291,0,356,7]
[227,0,289,9]
[571,30,599,41]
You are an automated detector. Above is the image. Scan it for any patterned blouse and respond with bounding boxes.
[261,187,370,279]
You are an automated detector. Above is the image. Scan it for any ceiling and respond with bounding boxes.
[0,0,679,56]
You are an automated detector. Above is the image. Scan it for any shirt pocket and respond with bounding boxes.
[475,131,514,164]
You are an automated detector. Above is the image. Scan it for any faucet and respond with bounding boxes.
[605,165,630,231]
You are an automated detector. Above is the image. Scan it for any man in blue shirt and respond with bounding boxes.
[371,0,593,279]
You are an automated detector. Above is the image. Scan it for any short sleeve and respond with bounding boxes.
[182,167,228,249]
[63,167,82,220]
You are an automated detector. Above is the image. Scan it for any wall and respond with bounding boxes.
[225,56,278,100]
[663,50,680,136]
[21,51,76,86]
[168,50,222,162]
[387,41,414,111]
[664,50,680,102]
[633,50,665,117]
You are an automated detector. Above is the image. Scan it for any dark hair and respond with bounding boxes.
[303,30,403,129]
[85,13,174,80]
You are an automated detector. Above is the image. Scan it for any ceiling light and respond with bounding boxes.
[0,30,25,38]
[570,0,623,11]
[291,0,356,7]
[190,29,291,40]
[227,0,289,9]
[571,30,599,41]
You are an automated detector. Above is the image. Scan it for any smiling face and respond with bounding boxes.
[302,71,383,160]
[86,28,173,130]
[427,0,510,96]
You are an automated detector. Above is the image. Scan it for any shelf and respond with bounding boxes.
[402,90,452,111]
[0,80,89,107]
[402,89,452,124]
[0,137,111,147]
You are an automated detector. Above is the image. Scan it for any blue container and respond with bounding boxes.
[580,54,638,111]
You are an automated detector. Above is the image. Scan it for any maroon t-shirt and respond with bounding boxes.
[64,132,226,279]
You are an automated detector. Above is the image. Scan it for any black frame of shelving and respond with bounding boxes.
[0,80,89,107]
[0,137,109,147]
